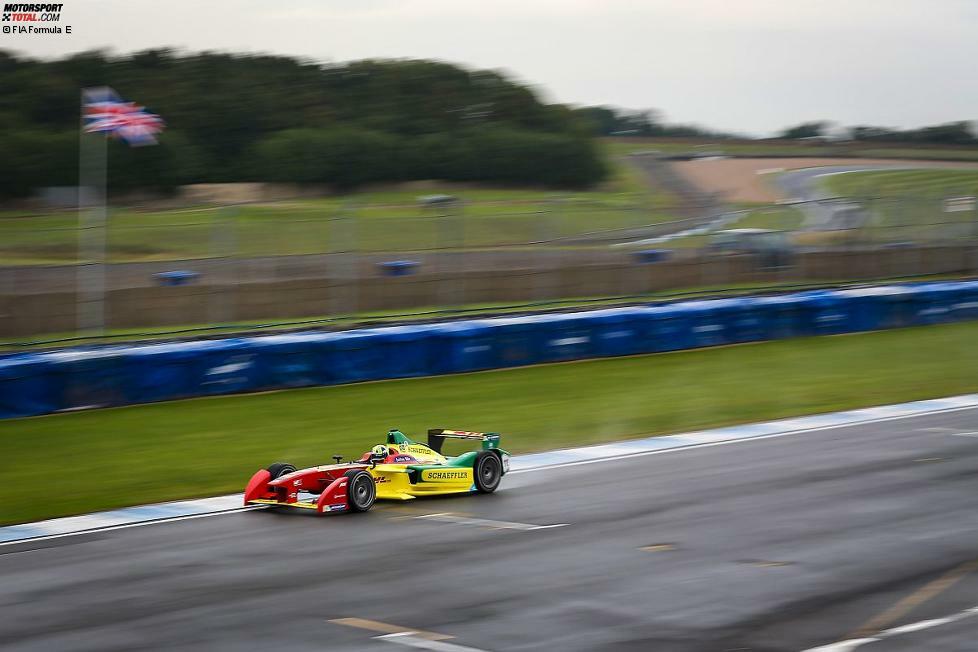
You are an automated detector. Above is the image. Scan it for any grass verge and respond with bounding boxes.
[0,159,678,265]
[823,169,978,199]
[1,322,977,525]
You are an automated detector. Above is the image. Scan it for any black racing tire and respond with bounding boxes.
[343,469,376,512]
[473,451,502,494]
[267,463,297,480]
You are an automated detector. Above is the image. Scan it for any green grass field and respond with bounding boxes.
[2,321,976,525]
[6,140,978,265]
[819,169,978,240]
[823,169,978,199]
[0,158,680,265]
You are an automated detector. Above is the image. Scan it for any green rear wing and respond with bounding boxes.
[427,429,501,454]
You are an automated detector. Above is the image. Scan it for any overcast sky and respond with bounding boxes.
[5,0,975,135]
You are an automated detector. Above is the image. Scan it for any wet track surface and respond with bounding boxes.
[2,408,977,651]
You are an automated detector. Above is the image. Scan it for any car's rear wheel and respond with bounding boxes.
[344,469,376,512]
[267,462,296,480]
[473,451,502,493]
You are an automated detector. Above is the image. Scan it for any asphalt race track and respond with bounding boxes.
[2,408,978,651]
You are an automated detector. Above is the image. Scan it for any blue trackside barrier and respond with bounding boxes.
[323,330,390,384]
[490,316,542,368]
[46,348,129,411]
[124,341,214,403]
[727,297,767,343]
[251,333,335,390]
[756,293,810,339]
[3,281,977,419]
[949,280,978,321]
[375,325,441,378]
[682,300,731,348]
[911,282,960,325]
[0,355,56,419]
[804,290,852,335]
[834,287,888,333]
[880,285,918,329]
[645,304,694,352]
[188,338,262,397]
[430,321,496,374]
[836,285,918,332]
[591,308,647,357]
[535,313,598,362]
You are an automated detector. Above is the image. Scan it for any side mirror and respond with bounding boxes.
[332,455,343,464]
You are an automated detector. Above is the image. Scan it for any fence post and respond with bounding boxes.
[539,196,565,301]
[329,203,358,317]
[208,205,238,325]
[77,129,107,335]
[435,199,464,308]
[971,194,978,276]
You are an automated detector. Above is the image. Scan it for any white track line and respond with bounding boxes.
[802,605,978,651]
[412,513,568,531]
[377,632,489,652]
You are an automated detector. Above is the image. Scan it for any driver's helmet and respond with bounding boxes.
[370,444,389,461]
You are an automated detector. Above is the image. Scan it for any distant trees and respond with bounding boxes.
[781,120,977,145]
[779,122,830,139]
[848,121,976,145]
[0,50,607,197]
[574,106,735,139]
[252,126,605,189]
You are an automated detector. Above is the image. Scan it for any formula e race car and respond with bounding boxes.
[243,429,511,514]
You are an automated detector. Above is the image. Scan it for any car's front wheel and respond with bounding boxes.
[344,469,376,512]
[473,451,502,494]
[267,462,296,480]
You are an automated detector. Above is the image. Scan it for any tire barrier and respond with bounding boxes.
[2,280,977,419]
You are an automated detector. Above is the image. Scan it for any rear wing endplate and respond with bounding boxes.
[427,429,501,454]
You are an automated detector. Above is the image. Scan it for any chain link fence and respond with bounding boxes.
[1,192,976,342]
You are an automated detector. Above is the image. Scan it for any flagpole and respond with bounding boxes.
[78,89,108,335]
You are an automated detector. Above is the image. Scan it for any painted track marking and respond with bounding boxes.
[921,427,978,438]
[329,618,452,641]
[639,543,676,552]
[377,632,488,651]
[847,559,978,639]
[413,512,568,531]
[802,605,978,651]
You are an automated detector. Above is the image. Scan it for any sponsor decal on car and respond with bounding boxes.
[421,469,470,481]
[392,455,414,463]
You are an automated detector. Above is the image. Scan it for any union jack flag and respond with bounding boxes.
[82,87,164,146]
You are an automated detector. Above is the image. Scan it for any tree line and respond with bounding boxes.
[0,50,607,197]
[779,120,977,145]
[573,106,739,139]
